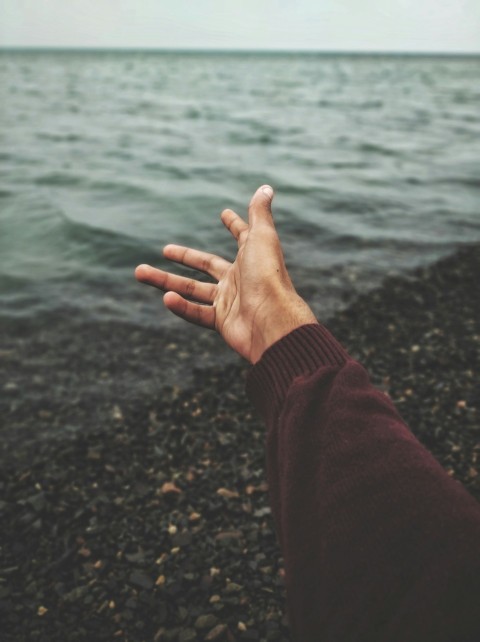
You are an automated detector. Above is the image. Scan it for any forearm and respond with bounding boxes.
[247,324,480,642]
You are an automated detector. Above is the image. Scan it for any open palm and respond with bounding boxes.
[135,186,317,363]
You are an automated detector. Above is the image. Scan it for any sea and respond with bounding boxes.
[1,50,480,328]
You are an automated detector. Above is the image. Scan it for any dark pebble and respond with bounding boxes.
[129,571,154,590]
[195,614,218,630]
[2,244,479,641]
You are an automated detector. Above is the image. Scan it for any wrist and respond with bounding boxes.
[250,296,318,364]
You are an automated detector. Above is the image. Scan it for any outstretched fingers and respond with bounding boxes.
[163,291,215,329]
[135,264,216,303]
[163,244,230,281]
[221,209,249,245]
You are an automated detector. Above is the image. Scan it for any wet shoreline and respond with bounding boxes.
[1,242,479,641]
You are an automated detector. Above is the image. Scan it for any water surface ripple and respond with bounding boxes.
[1,51,479,324]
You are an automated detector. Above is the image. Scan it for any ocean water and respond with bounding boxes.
[1,51,480,326]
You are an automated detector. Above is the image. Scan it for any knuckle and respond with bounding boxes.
[185,280,196,297]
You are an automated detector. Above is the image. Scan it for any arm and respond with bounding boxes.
[136,186,480,641]
[247,324,480,641]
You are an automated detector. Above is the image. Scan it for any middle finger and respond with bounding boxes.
[135,265,216,303]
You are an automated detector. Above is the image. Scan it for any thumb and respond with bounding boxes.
[248,185,275,228]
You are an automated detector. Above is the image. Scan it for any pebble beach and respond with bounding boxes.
[1,242,479,642]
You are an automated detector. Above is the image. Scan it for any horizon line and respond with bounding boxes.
[0,45,479,57]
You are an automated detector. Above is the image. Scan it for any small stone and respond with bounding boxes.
[126,597,137,611]
[209,595,221,604]
[161,482,182,495]
[27,492,46,512]
[194,614,218,630]
[411,345,420,352]
[456,400,467,409]
[216,488,239,499]
[205,624,228,641]
[215,531,242,542]
[37,606,48,616]
[245,482,268,495]
[97,600,109,614]
[168,524,178,535]
[155,575,166,586]
[64,585,88,602]
[112,405,124,421]
[178,628,197,642]
[129,571,153,590]
[189,512,201,521]
[238,621,247,631]
[125,549,145,564]
[78,547,91,558]
[172,530,192,547]
[225,582,242,594]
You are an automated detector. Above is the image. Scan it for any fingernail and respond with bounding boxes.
[261,185,274,199]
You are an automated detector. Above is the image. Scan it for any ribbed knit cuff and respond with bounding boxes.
[246,323,350,421]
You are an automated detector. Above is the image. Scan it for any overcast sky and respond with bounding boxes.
[1,0,479,53]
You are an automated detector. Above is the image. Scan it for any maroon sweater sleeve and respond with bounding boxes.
[246,324,480,642]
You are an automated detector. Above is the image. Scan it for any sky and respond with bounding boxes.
[1,0,479,53]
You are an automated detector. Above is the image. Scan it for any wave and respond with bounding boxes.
[436,176,480,190]
[35,172,86,187]
[36,131,85,143]
[0,196,160,273]
[325,233,456,252]
[2,52,480,327]
[356,142,399,157]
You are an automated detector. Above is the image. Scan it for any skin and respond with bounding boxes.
[135,185,318,364]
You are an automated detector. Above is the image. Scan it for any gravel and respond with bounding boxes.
[1,243,479,641]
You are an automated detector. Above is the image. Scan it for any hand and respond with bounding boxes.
[135,185,318,364]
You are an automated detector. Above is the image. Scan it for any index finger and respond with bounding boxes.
[163,244,230,281]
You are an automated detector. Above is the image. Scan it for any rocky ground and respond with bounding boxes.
[1,243,479,642]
